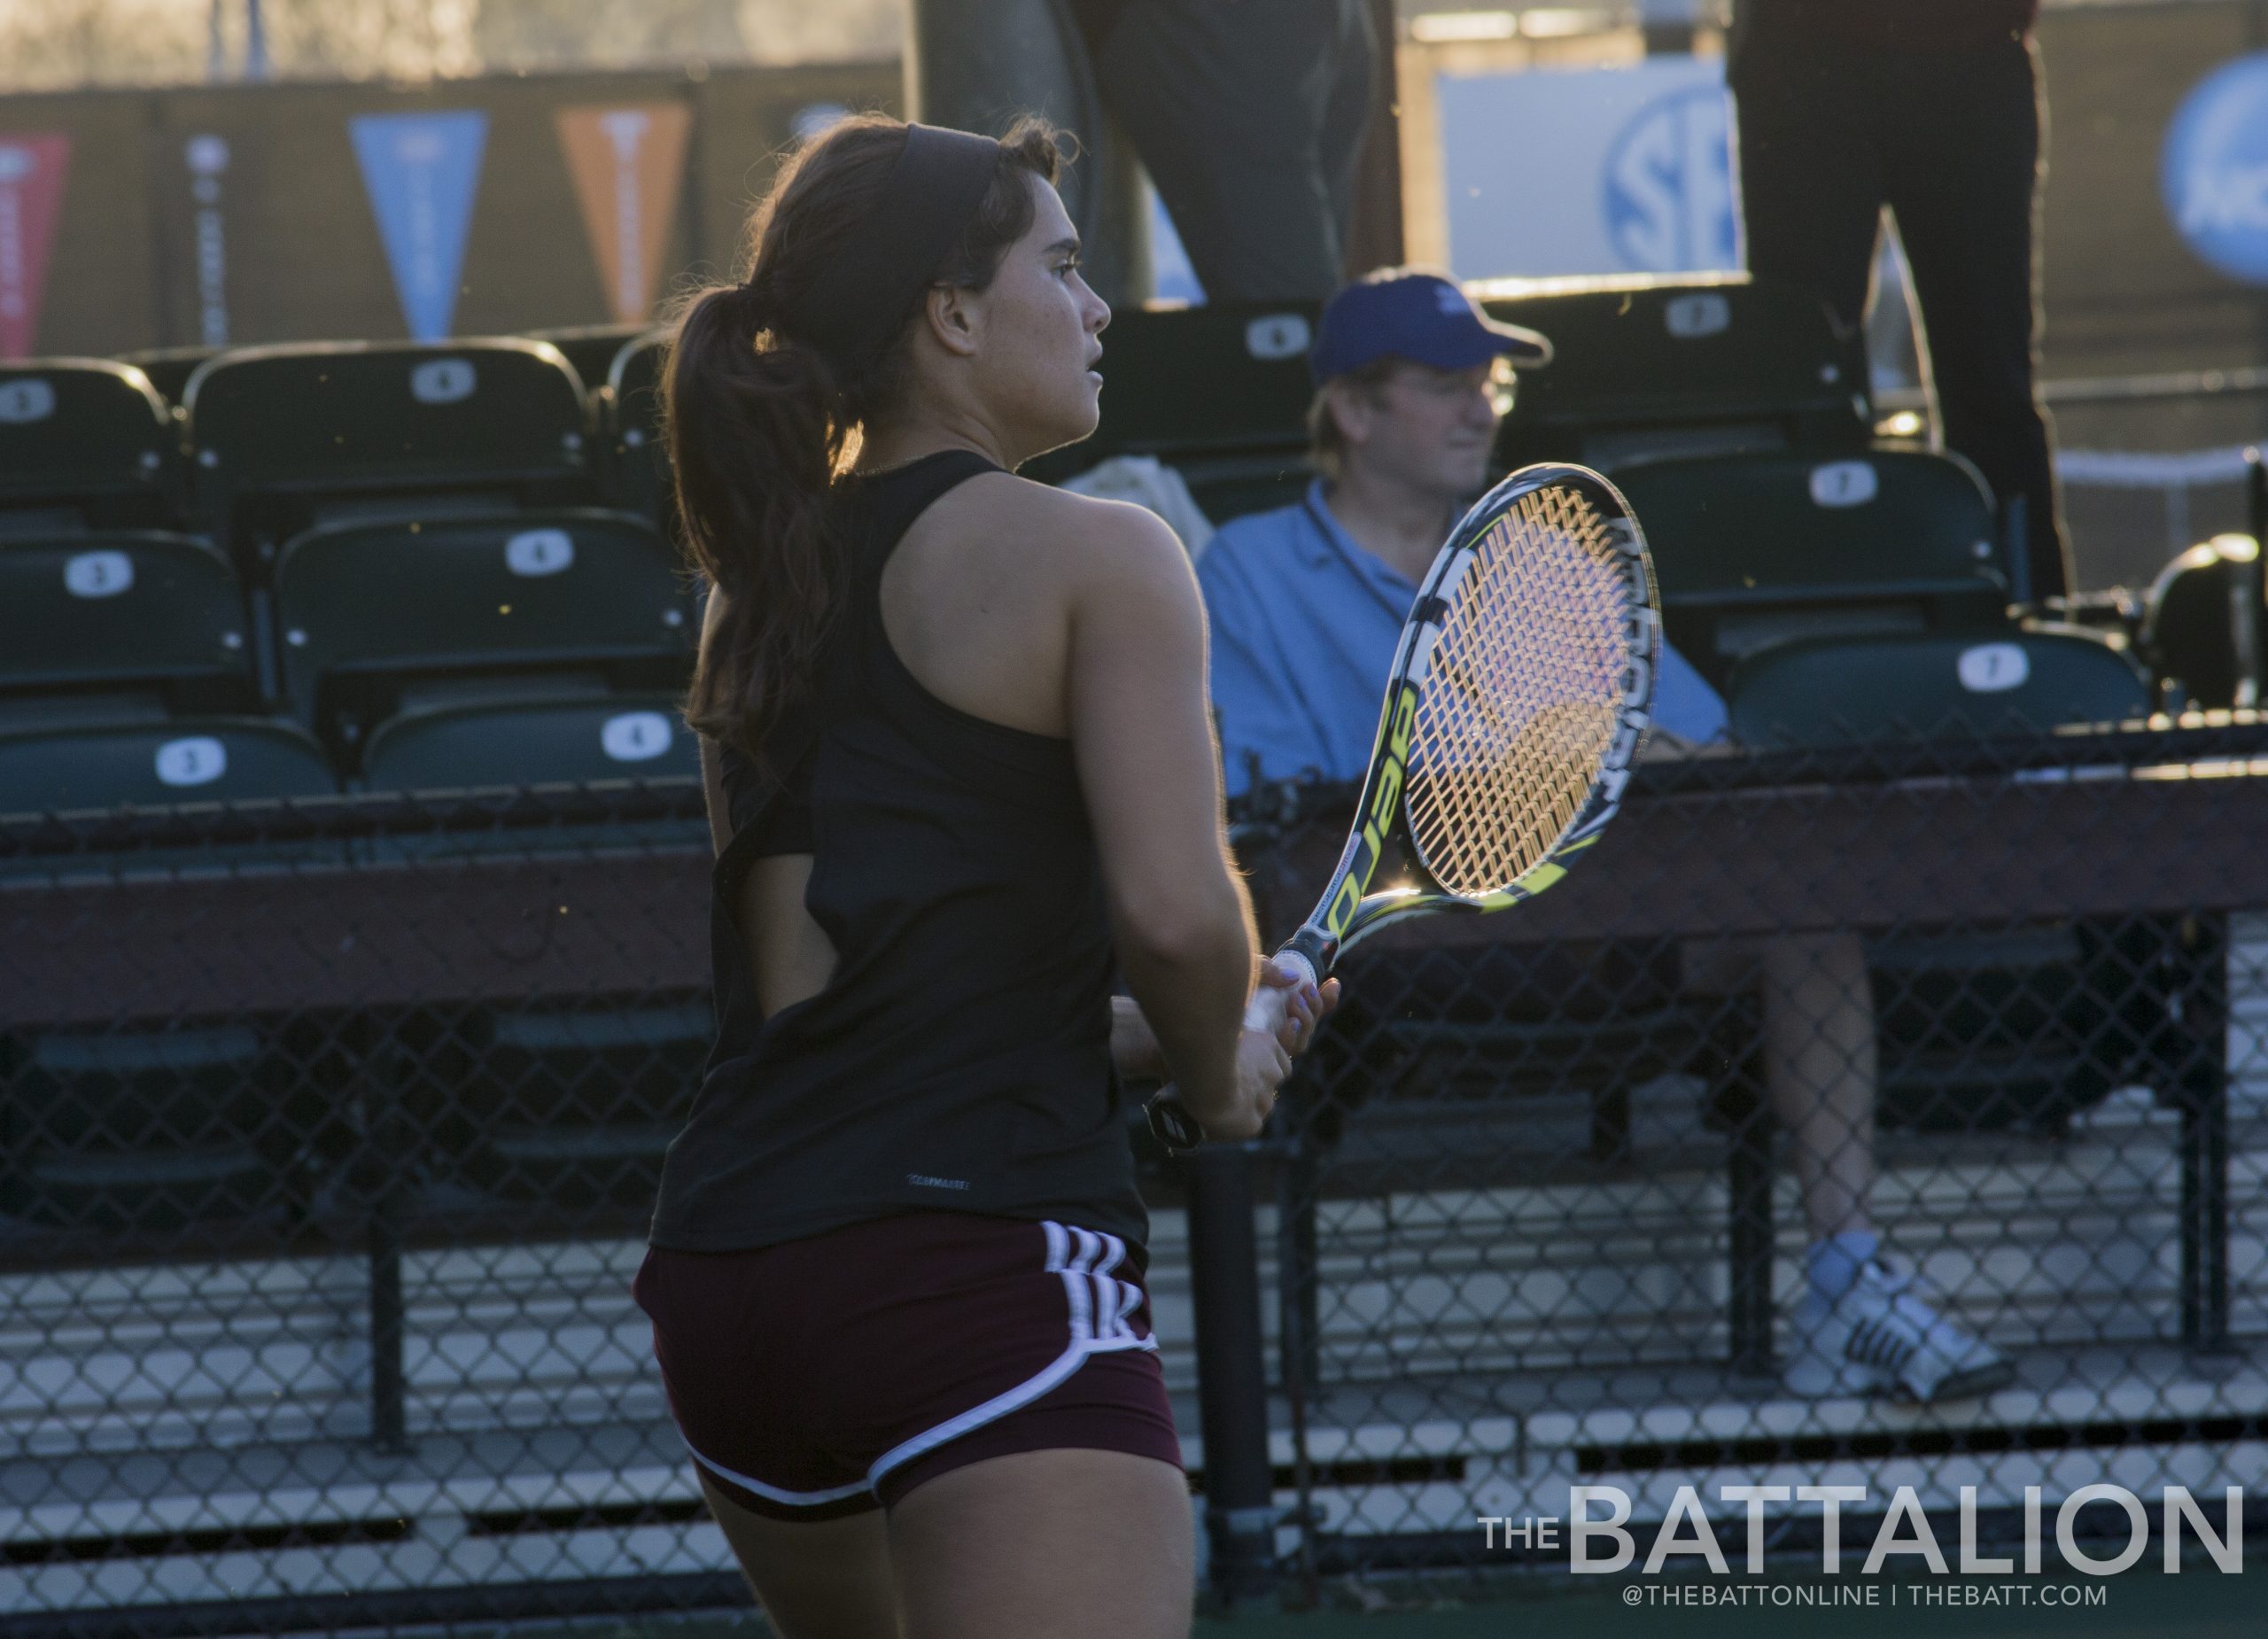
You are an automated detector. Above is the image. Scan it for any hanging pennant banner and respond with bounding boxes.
[0,134,70,361]
[183,133,234,346]
[351,110,487,342]
[555,103,692,324]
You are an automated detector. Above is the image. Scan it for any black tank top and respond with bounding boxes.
[649,450,1146,1258]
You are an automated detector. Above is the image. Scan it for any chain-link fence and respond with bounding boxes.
[1241,720,2268,1596]
[4,722,2268,1633]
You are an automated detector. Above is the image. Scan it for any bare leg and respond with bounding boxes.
[889,1449,1194,1639]
[696,1471,898,1639]
[1761,932,1877,1243]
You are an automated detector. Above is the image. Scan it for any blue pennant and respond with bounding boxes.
[351,110,487,341]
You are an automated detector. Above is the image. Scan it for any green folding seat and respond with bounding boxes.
[357,681,706,1221]
[1726,627,2150,747]
[1614,447,2009,688]
[1481,276,1868,470]
[0,359,182,532]
[0,532,255,725]
[1725,628,2180,1146]
[359,691,698,794]
[0,717,336,814]
[270,508,692,758]
[0,711,340,1234]
[1037,301,1321,469]
[1022,300,1324,524]
[183,339,594,573]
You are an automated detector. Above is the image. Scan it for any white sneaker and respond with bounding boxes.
[1783,1255,2016,1403]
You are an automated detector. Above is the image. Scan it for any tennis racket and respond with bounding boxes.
[1148,462,1659,1151]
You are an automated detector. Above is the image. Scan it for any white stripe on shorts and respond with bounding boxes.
[863,1219,1157,1488]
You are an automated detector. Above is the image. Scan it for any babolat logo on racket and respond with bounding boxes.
[1327,683,1418,938]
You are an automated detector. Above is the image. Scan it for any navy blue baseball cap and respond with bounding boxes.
[1309,271,1552,385]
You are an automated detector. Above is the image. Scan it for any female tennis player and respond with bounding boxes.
[634,114,1336,1639]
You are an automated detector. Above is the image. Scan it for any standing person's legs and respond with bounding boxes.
[1761,933,1880,1280]
[692,1448,1197,1639]
[1316,0,1379,274]
[1091,0,1364,299]
[1684,932,1880,1290]
[698,1479,897,1639]
[1730,40,1886,331]
[1758,934,2016,1402]
[638,1216,1190,1635]
[1882,38,2072,601]
[891,1449,1195,1639]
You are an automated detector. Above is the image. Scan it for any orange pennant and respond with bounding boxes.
[555,103,691,324]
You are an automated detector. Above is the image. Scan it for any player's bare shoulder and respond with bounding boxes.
[1001,475,1196,602]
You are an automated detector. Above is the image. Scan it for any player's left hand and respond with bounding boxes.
[1255,955,1341,1057]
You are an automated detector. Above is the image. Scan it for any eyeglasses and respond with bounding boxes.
[1375,358,1515,416]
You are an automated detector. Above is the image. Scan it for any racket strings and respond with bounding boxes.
[1403,485,1631,897]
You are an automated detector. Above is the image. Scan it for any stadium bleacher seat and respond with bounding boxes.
[0,1013,336,1232]
[0,717,336,812]
[1613,448,2009,689]
[1023,300,1324,523]
[119,346,219,412]
[269,509,692,762]
[409,991,713,1214]
[2141,532,2260,711]
[183,340,594,574]
[0,532,256,727]
[0,359,182,534]
[360,691,698,794]
[1479,276,1869,472]
[1726,626,2150,746]
[603,330,670,521]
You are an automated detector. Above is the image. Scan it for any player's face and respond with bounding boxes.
[1356,359,1507,499]
[966,174,1111,461]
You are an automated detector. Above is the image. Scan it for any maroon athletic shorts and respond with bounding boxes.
[632,1211,1182,1519]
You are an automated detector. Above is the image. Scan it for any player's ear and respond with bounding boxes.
[924,282,982,360]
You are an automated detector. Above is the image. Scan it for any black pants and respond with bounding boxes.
[1732,35,2072,599]
[1084,0,1375,302]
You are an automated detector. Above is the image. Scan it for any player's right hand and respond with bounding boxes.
[1207,1027,1292,1142]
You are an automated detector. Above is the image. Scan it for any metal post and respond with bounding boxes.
[905,0,1153,309]
[1285,1146,1321,1400]
[1186,1144,1277,1605]
[369,1191,410,1454]
[2003,493,2033,609]
[2177,915,2233,1356]
[1275,1138,1322,1609]
[1725,1043,1777,1377]
[363,1029,414,1454]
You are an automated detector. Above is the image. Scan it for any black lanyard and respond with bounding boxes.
[1301,489,1419,624]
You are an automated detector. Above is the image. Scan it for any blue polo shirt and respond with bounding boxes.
[1200,482,1728,796]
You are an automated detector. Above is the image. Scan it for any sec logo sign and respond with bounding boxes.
[1603,82,1737,275]
[2163,53,2268,283]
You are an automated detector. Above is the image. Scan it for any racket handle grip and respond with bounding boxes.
[1146,950,1323,1154]
[1242,949,1319,1037]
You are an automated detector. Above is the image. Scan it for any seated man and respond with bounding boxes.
[1200,268,2013,1404]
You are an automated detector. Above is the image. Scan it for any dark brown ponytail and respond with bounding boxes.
[664,114,1063,765]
